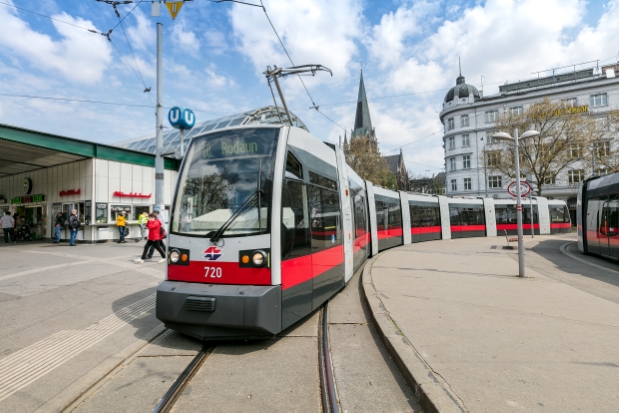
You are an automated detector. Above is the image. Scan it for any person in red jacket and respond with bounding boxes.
[134,213,166,263]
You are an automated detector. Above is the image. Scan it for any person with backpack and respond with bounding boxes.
[53,212,65,244]
[68,209,80,246]
[147,209,166,258]
[134,212,166,263]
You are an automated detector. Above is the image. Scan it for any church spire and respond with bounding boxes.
[353,70,373,132]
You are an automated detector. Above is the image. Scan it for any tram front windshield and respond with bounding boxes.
[171,127,280,237]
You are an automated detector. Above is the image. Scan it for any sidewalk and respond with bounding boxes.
[362,234,619,413]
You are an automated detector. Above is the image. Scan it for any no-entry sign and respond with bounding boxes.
[507,180,531,197]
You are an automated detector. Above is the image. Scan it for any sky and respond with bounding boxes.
[1,0,618,176]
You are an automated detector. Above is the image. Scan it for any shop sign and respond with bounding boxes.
[23,178,32,195]
[11,194,45,204]
[113,191,152,198]
[59,189,81,197]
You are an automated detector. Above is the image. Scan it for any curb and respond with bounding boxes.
[361,254,468,413]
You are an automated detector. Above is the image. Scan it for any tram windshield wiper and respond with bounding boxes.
[208,190,263,243]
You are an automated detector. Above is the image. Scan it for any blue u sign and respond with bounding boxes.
[168,107,196,130]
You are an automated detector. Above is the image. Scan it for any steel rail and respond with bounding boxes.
[152,343,213,413]
[318,302,339,413]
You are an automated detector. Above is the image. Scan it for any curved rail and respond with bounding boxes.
[152,344,213,413]
[319,302,339,413]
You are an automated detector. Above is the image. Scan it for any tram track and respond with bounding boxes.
[151,301,340,413]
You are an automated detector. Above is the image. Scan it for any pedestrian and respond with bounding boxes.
[1,211,15,244]
[68,209,80,246]
[53,212,64,243]
[147,209,166,258]
[13,214,20,241]
[134,212,166,263]
[116,210,127,243]
[138,211,148,241]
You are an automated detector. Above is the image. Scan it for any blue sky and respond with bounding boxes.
[1,0,619,175]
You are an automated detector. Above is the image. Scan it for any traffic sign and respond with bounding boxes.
[165,1,184,20]
[507,180,531,197]
[168,107,196,130]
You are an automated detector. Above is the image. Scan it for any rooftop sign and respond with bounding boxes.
[500,69,594,94]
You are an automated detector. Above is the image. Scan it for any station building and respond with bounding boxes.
[439,63,619,222]
[0,106,307,242]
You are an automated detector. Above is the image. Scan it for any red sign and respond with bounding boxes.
[516,205,523,211]
[59,189,81,197]
[507,180,531,197]
[113,191,152,199]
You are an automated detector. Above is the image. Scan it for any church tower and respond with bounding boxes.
[350,70,377,151]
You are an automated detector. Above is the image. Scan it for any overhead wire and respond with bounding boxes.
[117,17,154,106]
[0,0,105,35]
[0,93,154,108]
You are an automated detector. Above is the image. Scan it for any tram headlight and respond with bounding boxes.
[170,251,180,263]
[252,251,266,267]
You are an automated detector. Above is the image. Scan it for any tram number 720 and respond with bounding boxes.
[204,266,223,278]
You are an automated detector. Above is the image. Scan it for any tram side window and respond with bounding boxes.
[353,193,367,238]
[495,205,517,224]
[460,207,484,225]
[309,185,342,252]
[410,205,420,227]
[285,151,303,180]
[375,199,386,231]
[549,206,568,223]
[449,207,461,225]
[282,180,311,260]
[389,202,402,229]
[309,171,337,191]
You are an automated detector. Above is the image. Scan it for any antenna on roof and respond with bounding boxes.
[459,56,462,76]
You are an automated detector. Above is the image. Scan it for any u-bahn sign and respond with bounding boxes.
[168,107,196,130]
[507,180,531,197]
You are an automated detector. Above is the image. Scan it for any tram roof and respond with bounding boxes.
[114,105,309,156]
[0,123,180,178]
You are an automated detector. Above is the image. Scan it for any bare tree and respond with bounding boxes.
[488,97,613,196]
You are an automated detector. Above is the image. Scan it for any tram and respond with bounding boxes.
[156,125,571,340]
[577,172,619,258]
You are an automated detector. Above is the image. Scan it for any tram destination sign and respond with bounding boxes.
[11,194,45,204]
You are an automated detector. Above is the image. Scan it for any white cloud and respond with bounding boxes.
[229,0,363,81]
[0,6,112,84]
[171,20,200,56]
[127,8,155,51]
[204,30,227,55]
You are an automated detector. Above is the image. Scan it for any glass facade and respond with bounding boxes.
[115,106,308,156]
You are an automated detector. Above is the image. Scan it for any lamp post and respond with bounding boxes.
[493,129,540,277]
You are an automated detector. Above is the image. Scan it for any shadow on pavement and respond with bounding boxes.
[530,238,619,289]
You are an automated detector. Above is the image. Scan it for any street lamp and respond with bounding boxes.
[492,128,540,277]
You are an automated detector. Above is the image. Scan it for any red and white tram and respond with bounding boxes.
[157,125,570,340]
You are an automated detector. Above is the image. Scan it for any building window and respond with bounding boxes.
[451,179,457,191]
[568,143,582,159]
[561,97,577,108]
[450,157,456,170]
[462,134,470,147]
[487,151,500,166]
[464,178,471,190]
[447,118,454,130]
[595,141,611,157]
[449,136,455,149]
[595,117,608,130]
[461,115,469,127]
[486,129,498,143]
[590,93,608,107]
[488,176,502,188]
[542,175,556,185]
[485,110,499,123]
[508,106,523,116]
[463,155,470,169]
[568,169,584,183]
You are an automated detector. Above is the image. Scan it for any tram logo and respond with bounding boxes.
[203,246,223,260]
